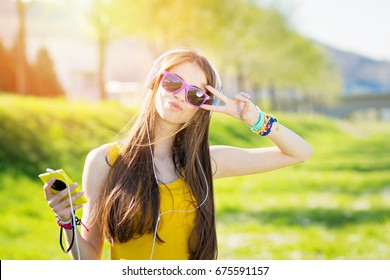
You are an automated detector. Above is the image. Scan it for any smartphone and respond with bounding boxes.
[39,168,87,205]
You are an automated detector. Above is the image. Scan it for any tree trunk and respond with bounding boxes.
[98,33,107,100]
[15,1,27,95]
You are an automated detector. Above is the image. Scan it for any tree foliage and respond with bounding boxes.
[29,48,65,97]
[6,0,341,109]
[0,42,16,92]
[107,0,341,109]
[0,42,64,97]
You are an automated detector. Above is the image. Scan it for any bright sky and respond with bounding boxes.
[272,0,390,61]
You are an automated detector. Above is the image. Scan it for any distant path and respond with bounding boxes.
[324,92,390,118]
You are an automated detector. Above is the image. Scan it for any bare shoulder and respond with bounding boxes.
[82,143,113,200]
[85,143,111,165]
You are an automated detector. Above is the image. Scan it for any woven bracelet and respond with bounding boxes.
[250,106,265,132]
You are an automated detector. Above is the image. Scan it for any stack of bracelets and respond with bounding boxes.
[249,106,279,136]
[55,214,89,253]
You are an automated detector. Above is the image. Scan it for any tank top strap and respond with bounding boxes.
[106,142,121,166]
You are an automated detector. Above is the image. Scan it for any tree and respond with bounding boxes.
[197,1,341,111]
[14,0,339,106]
[14,0,31,94]
[0,41,64,96]
[0,41,16,92]
[77,0,139,100]
[81,0,113,100]
[29,47,65,97]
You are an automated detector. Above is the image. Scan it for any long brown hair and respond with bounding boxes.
[92,50,220,259]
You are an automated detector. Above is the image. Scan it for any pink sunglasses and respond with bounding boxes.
[161,71,211,107]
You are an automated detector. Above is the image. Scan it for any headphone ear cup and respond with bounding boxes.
[145,68,158,89]
[147,77,156,89]
[145,49,189,89]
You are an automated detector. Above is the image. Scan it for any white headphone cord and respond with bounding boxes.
[146,123,209,259]
[47,168,81,260]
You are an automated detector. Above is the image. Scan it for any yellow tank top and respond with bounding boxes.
[106,144,196,260]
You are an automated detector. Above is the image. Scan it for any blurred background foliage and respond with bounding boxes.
[0,0,389,260]
[1,95,389,259]
[0,0,341,107]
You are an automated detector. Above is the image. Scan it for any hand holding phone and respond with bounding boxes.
[39,168,87,205]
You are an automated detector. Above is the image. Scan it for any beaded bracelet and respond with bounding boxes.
[249,106,265,132]
[259,115,278,136]
[249,107,279,136]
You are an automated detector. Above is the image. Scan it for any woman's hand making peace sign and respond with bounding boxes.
[200,85,260,127]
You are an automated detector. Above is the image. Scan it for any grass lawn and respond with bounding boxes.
[214,117,390,259]
[0,95,389,259]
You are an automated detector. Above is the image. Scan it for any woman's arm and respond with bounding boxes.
[201,86,313,179]
[78,144,112,258]
[210,123,312,179]
[43,144,111,259]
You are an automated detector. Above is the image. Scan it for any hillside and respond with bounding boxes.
[322,44,390,95]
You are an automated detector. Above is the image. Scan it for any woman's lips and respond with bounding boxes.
[168,101,183,111]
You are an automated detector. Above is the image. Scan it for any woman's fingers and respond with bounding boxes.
[200,103,225,113]
[45,182,85,220]
[202,87,257,124]
[233,92,251,103]
[206,85,230,103]
[56,183,80,200]
[239,91,251,99]
[53,203,84,221]
[43,177,56,199]
[206,86,251,106]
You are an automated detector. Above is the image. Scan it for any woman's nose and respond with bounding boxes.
[173,88,186,102]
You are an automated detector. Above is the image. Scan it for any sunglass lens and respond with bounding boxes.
[162,74,182,92]
[187,88,207,106]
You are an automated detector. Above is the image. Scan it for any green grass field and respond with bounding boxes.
[1,94,389,259]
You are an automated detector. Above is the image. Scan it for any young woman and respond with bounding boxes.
[43,49,313,260]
